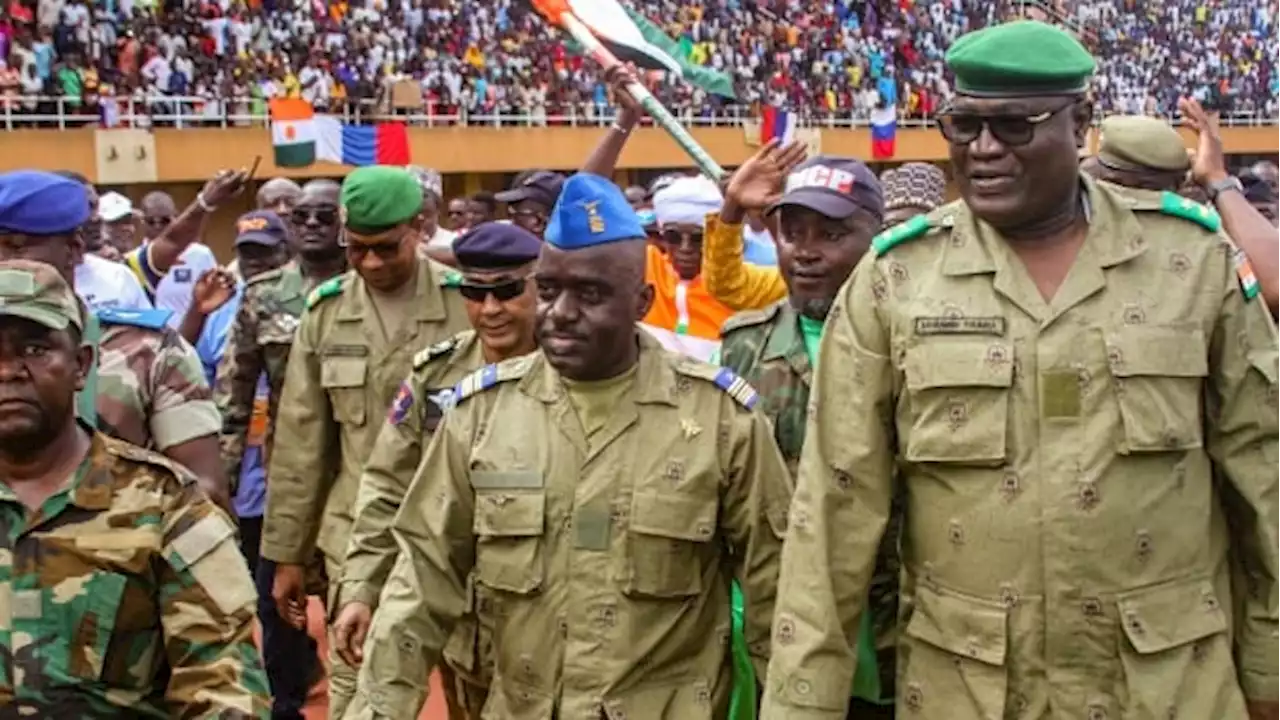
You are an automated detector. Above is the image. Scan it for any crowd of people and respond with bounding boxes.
[0,0,1276,125]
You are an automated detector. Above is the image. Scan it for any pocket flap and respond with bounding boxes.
[321,356,368,388]
[905,340,1015,391]
[903,585,1009,667]
[1117,578,1226,654]
[1106,329,1208,378]
[630,491,718,543]
[1249,348,1279,384]
[474,491,544,538]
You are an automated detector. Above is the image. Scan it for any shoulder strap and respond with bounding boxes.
[674,358,760,410]
[413,333,464,370]
[451,354,534,407]
[1149,191,1222,233]
[720,302,781,336]
[871,214,934,257]
[306,275,346,310]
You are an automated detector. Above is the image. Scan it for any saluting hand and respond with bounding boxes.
[725,138,809,212]
[1178,96,1228,186]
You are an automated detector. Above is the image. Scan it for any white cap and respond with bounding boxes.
[98,192,134,222]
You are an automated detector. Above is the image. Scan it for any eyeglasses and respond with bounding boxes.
[937,102,1075,147]
[660,229,704,247]
[459,278,527,302]
[342,238,402,259]
[291,207,338,226]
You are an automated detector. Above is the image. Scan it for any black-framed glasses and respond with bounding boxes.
[459,278,526,302]
[291,207,338,226]
[937,101,1075,147]
[341,238,402,258]
[660,229,704,246]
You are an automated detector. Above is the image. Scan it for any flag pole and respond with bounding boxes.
[555,13,725,182]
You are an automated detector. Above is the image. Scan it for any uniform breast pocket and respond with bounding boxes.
[321,355,368,426]
[1105,329,1207,453]
[44,571,157,688]
[903,340,1014,465]
[623,490,718,599]
[473,476,545,595]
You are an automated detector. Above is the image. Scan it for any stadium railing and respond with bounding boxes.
[1,96,1276,131]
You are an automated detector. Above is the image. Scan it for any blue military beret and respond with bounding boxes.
[0,171,90,235]
[454,222,542,269]
[545,173,646,250]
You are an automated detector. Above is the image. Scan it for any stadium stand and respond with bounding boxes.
[0,0,1274,127]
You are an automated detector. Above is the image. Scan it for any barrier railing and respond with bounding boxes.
[1,95,1275,131]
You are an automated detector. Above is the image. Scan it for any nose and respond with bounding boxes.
[480,292,505,316]
[969,124,1006,159]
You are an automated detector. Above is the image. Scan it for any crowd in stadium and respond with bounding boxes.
[0,0,1275,123]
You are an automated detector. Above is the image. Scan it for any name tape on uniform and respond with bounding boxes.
[913,316,1007,336]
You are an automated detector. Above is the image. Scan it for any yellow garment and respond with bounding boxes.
[701,213,787,311]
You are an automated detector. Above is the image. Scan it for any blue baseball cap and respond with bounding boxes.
[0,170,90,235]
[234,210,289,247]
[545,173,645,250]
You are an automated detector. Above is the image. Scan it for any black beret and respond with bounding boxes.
[453,222,542,269]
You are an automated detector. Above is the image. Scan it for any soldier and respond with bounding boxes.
[334,222,542,719]
[1080,114,1191,192]
[351,173,792,719]
[718,156,897,720]
[0,259,270,716]
[262,166,471,718]
[762,20,1279,720]
[0,171,231,511]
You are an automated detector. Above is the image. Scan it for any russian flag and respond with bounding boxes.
[760,106,797,144]
[870,106,897,159]
[313,117,412,167]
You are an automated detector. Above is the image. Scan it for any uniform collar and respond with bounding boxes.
[338,257,448,322]
[522,330,680,407]
[69,430,116,511]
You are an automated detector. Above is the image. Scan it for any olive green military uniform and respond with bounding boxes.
[721,301,900,703]
[762,179,1280,719]
[340,330,495,718]
[352,333,793,719]
[1096,115,1191,175]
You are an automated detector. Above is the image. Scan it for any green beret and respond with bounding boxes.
[340,166,423,235]
[1097,115,1190,173]
[946,20,1096,97]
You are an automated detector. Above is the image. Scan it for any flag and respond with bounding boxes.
[559,2,736,98]
[760,106,797,144]
[310,116,413,167]
[270,99,317,168]
[870,106,897,159]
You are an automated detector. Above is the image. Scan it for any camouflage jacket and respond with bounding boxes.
[720,300,900,700]
[213,262,313,481]
[77,307,222,452]
[0,432,270,718]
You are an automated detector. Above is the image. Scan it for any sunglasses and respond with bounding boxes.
[937,102,1075,147]
[459,278,526,302]
[660,229,704,246]
[342,238,402,258]
[291,207,338,226]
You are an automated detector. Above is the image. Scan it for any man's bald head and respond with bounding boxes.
[257,177,303,212]
[139,191,176,240]
[302,179,341,203]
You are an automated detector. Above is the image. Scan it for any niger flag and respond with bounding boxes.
[270,98,316,168]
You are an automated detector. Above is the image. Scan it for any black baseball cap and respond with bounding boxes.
[768,156,884,221]
[234,210,289,247]
[495,170,566,208]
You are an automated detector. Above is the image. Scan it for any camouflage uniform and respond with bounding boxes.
[213,262,312,481]
[0,432,270,717]
[721,300,901,703]
[342,330,494,719]
[76,307,221,452]
[262,259,468,717]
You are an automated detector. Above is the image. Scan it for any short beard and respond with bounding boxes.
[0,417,59,462]
[794,296,835,321]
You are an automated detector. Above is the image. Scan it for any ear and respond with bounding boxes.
[1071,100,1094,148]
[636,282,655,320]
[73,342,94,393]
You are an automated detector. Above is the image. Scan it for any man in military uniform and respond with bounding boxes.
[0,259,270,716]
[334,222,542,719]
[719,156,896,719]
[1081,114,1191,192]
[763,20,1279,720]
[351,173,793,719]
[262,166,471,718]
[0,171,230,511]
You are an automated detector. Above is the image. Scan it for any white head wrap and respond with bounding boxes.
[652,175,723,229]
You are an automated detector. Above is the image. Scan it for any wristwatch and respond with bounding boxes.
[1206,176,1244,202]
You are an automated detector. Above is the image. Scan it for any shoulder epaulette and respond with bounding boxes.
[674,359,759,410]
[450,354,533,406]
[104,436,197,485]
[306,276,346,309]
[428,259,463,288]
[96,307,173,331]
[720,302,782,336]
[244,266,285,288]
[1145,191,1222,233]
[412,333,464,370]
[872,214,934,257]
